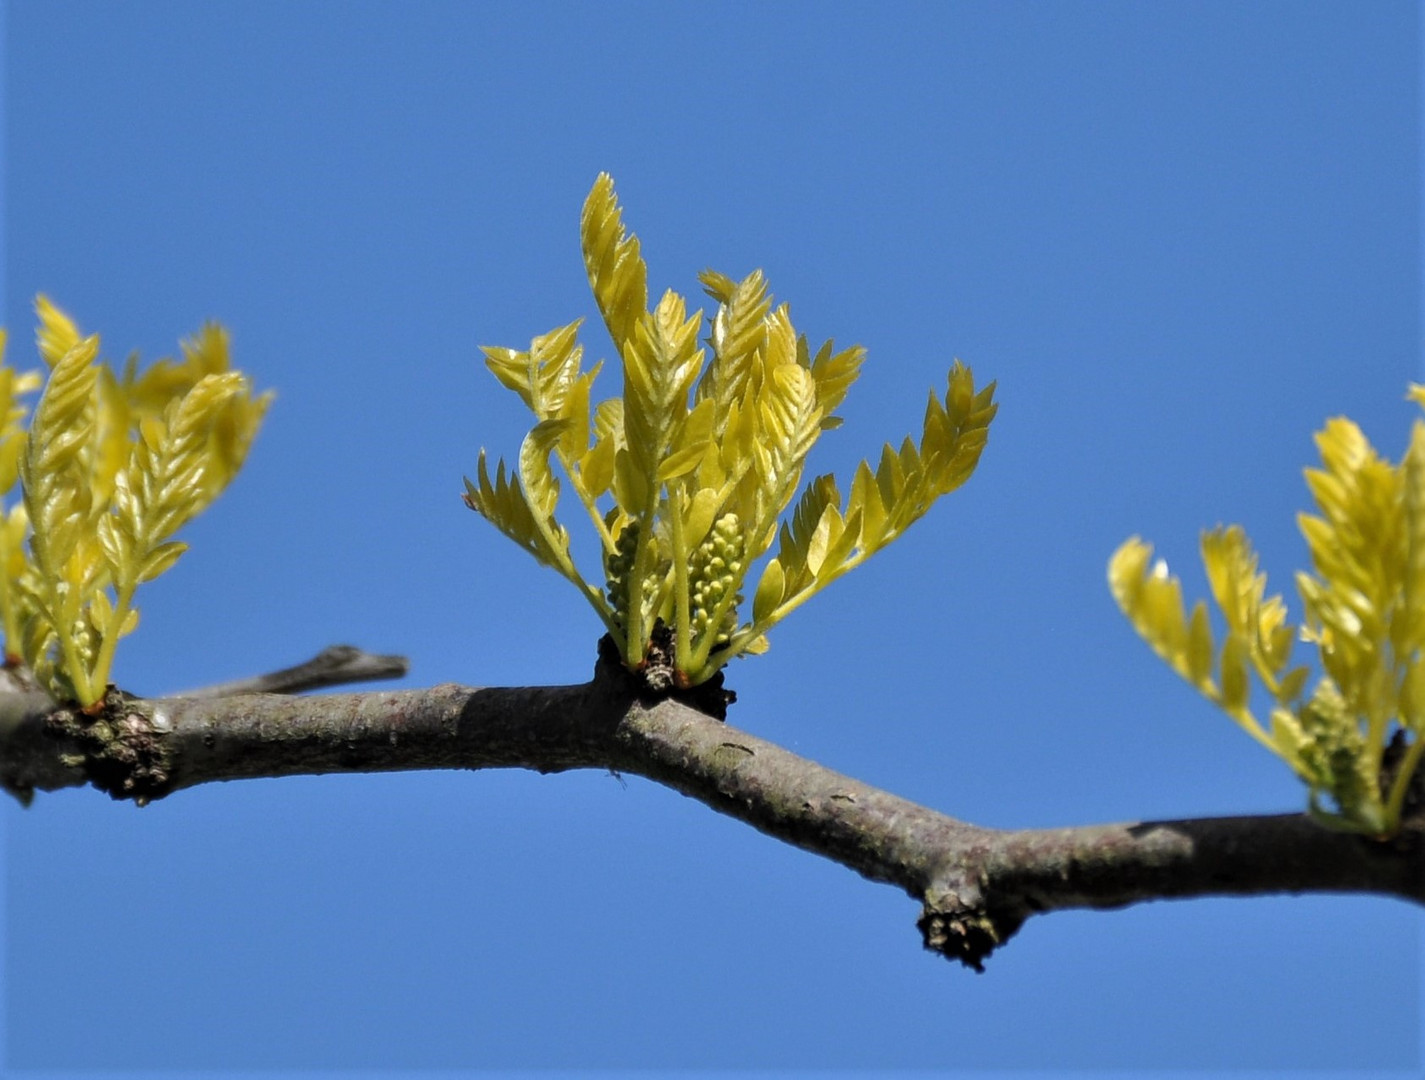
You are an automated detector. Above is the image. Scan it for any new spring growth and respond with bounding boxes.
[465,174,997,690]
[0,298,269,707]
[1111,389,1425,837]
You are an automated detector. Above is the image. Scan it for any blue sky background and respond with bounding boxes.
[1,1,1421,1075]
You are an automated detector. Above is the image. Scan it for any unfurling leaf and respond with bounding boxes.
[1185,601,1213,688]
[464,453,564,569]
[1111,389,1425,836]
[752,557,785,624]
[1,299,266,706]
[519,418,570,520]
[1219,634,1249,714]
[582,174,648,355]
[138,540,187,583]
[471,176,997,689]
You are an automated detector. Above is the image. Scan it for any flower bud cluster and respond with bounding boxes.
[1292,683,1375,823]
[72,616,97,670]
[604,520,641,629]
[689,512,743,648]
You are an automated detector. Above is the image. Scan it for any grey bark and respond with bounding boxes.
[1,654,1419,970]
[169,643,410,697]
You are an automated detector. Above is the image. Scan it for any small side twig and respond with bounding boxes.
[171,645,409,697]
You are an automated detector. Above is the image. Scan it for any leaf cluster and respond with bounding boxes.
[466,174,997,688]
[1109,393,1425,835]
[0,298,270,706]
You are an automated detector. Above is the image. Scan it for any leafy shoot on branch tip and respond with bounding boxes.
[466,174,997,693]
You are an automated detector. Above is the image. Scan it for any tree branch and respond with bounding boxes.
[170,644,410,697]
[2,656,1419,969]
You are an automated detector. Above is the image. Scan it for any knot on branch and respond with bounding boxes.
[595,629,736,721]
[918,882,1027,973]
[46,689,172,805]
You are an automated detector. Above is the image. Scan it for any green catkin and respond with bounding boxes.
[1295,681,1374,820]
[689,512,744,649]
[604,520,640,631]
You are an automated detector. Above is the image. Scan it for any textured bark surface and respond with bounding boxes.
[2,655,1420,969]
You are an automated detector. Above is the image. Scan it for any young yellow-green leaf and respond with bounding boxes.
[848,459,888,554]
[750,364,822,553]
[760,304,795,369]
[199,388,271,505]
[752,557,785,624]
[742,633,770,654]
[763,364,820,457]
[580,434,617,498]
[122,321,234,418]
[611,446,647,517]
[621,290,704,502]
[474,176,998,688]
[23,335,100,589]
[1108,537,1189,674]
[805,503,836,578]
[697,268,737,305]
[593,397,624,443]
[698,270,770,420]
[1219,633,1250,714]
[1142,566,1188,663]
[806,337,865,428]
[1400,657,1425,732]
[482,346,527,399]
[582,174,648,354]
[0,332,40,494]
[652,441,703,484]
[681,486,724,553]
[875,442,905,519]
[1313,416,1371,482]
[921,363,997,499]
[717,394,756,493]
[138,540,187,584]
[518,418,570,520]
[1108,538,1150,605]
[1112,392,1425,835]
[1276,665,1310,705]
[0,503,28,656]
[817,508,862,584]
[777,474,840,592]
[658,398,716,482]
[1297,512,1339,577]
[34,296,83,370]
[87,587,114,634]
[1185,600,1214,688]
[464,453,561,568]
[1201,525,1264,637]
[101,370,251,575]
[558,368,595,463]
[11,304,265,705]
[482,320,585,421]
[1400,419,1425,652]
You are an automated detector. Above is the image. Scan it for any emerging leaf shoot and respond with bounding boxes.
[467,175,998,690]
[1110,393,1425,836]
[0,298,270,707]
